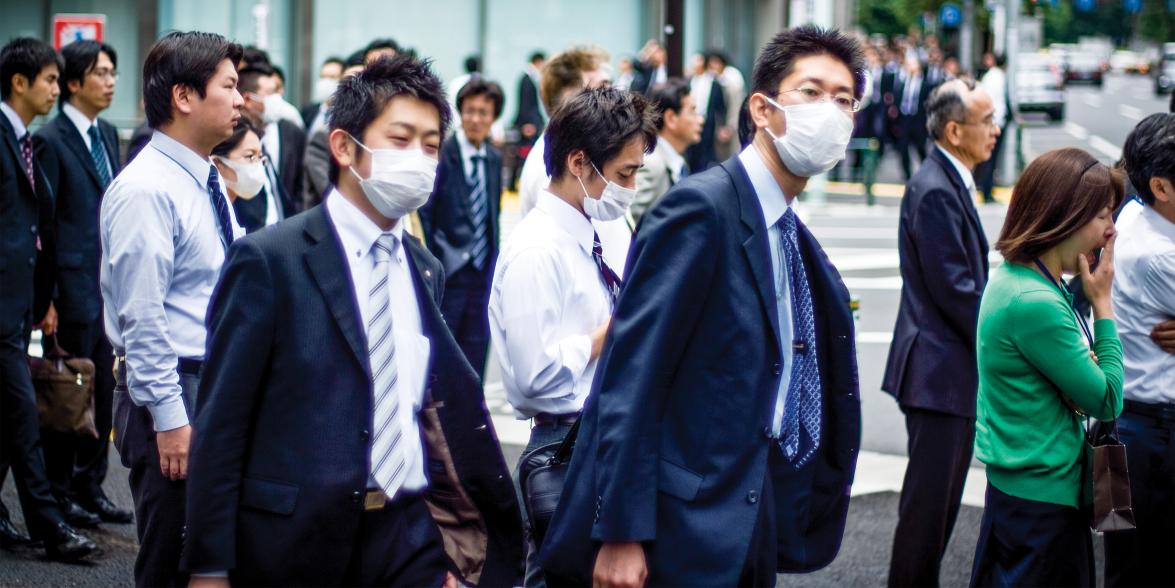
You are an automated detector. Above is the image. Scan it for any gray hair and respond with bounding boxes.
[925,77,977,141]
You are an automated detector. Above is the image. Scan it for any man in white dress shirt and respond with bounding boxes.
[491,86,657,587]
[100,31,244,587]
[1104,112,1175,588]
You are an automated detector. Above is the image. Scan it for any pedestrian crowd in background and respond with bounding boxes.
[0,20,1171,588]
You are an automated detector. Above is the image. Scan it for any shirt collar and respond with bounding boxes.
[457,129,486,160]
[935,144,976,193]
[325,187,405,260]
[149,130,215,188]
[738,145,791,228]
[63,102,96,139]
[657,135,685,176]
[0,101,28,139]
[536,190,596,254]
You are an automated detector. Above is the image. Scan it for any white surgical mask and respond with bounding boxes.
[347,133,438,219]
[214,156,266,200]
[761,96,853,178]
[313,78,338,103]
[577,162,636,221]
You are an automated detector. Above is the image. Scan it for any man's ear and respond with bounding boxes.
[9,73,29,96]
[172,84,195,117]
[566,149,588,179]
[747,93,774,131]
[329,128,357,170]
[1151,177,1174,204]
[67,78,84,97]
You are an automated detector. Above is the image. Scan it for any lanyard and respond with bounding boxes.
[1032,259,1094,348]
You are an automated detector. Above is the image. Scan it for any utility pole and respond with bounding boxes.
[665,0,685,81]
[961,0,975,74]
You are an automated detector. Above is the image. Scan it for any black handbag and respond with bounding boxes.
[518,417,580,549]
[1086,419,1136,533]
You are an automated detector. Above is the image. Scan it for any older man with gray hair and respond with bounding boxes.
[881,78,1000,587]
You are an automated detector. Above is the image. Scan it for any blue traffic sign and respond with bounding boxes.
[940,3,962,27]
[1124,0,1142,13]
[1075,0,1096,11]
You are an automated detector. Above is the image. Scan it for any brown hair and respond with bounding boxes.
[540,46,608,113]
[995,148,1124,264]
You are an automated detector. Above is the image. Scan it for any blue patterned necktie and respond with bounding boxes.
[592,231,622,305]
[206,165,234,250]
[778,208,822,466]
[87,125,111,189]
[468,153,489,270]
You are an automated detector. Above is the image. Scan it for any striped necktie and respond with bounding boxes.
[368,234,409,495]
[19,132,35,191]
[468,153,489,270]
[88,125,112,189]
[591,231,622,305]
[205,165,234,250]
[778,208,822,466]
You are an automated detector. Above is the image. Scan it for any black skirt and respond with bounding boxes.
[970,482,1094,588]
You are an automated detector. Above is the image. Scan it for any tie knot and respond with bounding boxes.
[778,207,797,235]
[206,165,221,192]
[591,231,604,256]
[372,233,398,263]
[88,125,101,140]
[20,132,32,148]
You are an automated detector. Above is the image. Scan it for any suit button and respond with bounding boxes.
[30,224,37,234]
[747,490,759,504]
[360,429,370,442]
[28,257,35,266]
[351,491,362,504]
[772,363,782,376]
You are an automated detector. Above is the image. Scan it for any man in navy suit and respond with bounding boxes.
[184,54,523,587]
[882,78,998,587]
[540,26,864,587]
[419,78,504,378]
[0,36,97,561]
[34,39,134,527]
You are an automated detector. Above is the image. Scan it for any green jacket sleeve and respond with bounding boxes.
[1011,290,1124,421]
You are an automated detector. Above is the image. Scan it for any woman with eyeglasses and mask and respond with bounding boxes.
[971,147,1124,587]
[211,118,267,212]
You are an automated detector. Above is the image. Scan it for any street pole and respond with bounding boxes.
[665,0,684,81]
[1005,0,1021,181]
[961,0,975,74]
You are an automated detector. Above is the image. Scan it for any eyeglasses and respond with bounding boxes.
[239,153,267,165]
[957,116,998,130]
[780,86,861,113]
[90,68,119,81]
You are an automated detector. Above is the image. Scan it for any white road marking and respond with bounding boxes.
[843,276,904,290]
[1082,94,1103,108]
[1064,121,1090,140]
[812,227,899,239]
[857,331,894,344]
[1119,104,1143,121]
[1089,135,1123,160]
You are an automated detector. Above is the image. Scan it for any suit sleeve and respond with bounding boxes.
[591,186,720,542]
[302,129,331,210]
[912,188,984,346]
[32,135,60,317]
[185,238,276,574]
[631,161,661,222]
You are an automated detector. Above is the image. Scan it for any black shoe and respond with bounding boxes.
[0,514,31,549]
[59,499,101,529]
[76,494,133,525]
[43,522,96,562]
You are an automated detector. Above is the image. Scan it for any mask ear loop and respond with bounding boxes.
[344,131,373,182]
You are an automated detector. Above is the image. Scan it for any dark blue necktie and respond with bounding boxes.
[87,125,111,189]
[206,165,234,250]
[468,154,489,270]
[778,208,822,466]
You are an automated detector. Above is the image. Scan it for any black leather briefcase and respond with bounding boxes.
[518,417,580,548]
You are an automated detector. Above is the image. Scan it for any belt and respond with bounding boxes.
[1123,399,1175,424]
[533,412,579,427]
[363,489,390,511]
[113,355,203,381]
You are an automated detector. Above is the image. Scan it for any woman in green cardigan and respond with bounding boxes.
[970,148,1124,588]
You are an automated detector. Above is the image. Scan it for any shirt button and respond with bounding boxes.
[30,225,37,234]
[772,363,783,376]
[28,257,35,266]
[360,429,370,442]
[747,490,759,504]
[351,491,362,504]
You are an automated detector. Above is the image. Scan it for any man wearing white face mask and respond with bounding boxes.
[211,118,268,205]
[301,56,343,134]
[237,65,305,232]
[490,86,657,587]
[539,26,864,588]
[184,54,523,587]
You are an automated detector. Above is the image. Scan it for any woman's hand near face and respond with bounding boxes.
[1079,232,1116,320]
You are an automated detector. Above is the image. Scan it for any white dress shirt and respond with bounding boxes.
[739,147,797,435]
[1,101,28,141]
[936,144,977,195]
[325,189,430,493]
[517,135,633,277]
[100,131,244,432]
[456,128,487,180]
[690,74,714,118]
[261,121,284,226]
[1112,204,1175,405]
[980,67,1008,128]
[489,191,613,419]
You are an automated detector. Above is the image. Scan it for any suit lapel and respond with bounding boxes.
[303,206,371,376]
[402,235,439,307]
[0,115,35,197]
[102,121,120,175]
[929,149,988,258]
[722,158,782,355]
[54,116,104,189]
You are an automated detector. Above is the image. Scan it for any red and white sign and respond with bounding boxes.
[52,14,106,50]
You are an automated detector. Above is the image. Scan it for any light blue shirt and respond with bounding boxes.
[739,146,794,436]
[100,131,242,432]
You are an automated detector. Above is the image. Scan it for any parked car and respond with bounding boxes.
[1065,53,1105,86]
[1156,45,1175,95]
[1016,54,1065,122]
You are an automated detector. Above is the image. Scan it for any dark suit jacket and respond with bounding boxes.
[540,157,861,586]
[184,204,523,586]
[882,148,989,418]
[34,113,120,326]
[125,122,153,164]
[895,74,933,143]
[300,102,322,130]
[0,113,55,340]
[419,135,502,277]
[273,118,306,213]
[684,77,727,172]
[512,74,543,136]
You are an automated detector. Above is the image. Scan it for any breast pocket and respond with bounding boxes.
[658,458,703,502]
[239,477,300,516]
